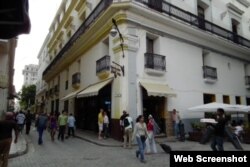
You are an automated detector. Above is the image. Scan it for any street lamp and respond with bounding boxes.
[110,18,125,58]
[110,19,125,78]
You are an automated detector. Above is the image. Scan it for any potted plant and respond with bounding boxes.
[188,121,205,142]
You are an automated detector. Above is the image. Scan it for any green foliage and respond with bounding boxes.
[191,121,205,131]
[19,85,36,110]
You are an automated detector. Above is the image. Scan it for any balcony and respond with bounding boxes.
[245,76,250,89]
[72,72,81,89]
[54,85,59,96]
[45,91,49,97]
[49,88,54,97]
[135,0,250,48]
[203,66,217,83]
[144,53,166,76]
[96,55,110,79]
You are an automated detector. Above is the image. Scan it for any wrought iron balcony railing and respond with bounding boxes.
[72,72,81,85]
[96,55,111,74]
[144,53,166,71]
[135,0,250,48]
[54,85,59,94]
[43,0,113,77]
[203,66,217,79]
[245,76,250,85]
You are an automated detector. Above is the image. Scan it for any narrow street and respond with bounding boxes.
[9,129,168,167]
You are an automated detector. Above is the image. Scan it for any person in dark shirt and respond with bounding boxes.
[211,108,227,151]
[25,110,32,135]
[37,112,48,145]
[0,112,18,167]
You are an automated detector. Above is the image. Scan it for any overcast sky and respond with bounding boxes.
[14,0,62,92]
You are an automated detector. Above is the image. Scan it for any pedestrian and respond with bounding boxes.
[0,112,18,167]
[145,115,158,154]
[132,115,148,163]
[25,110,32,135]
[123,113,133,148]
[172,109,180,139]
[49,112,57,141]
[15,110,26,134]
[103,111,109,139]
[36,112,48,145]
[67,113,76,138]
[97,109,104,140]
[210,108,227,151]
[57,111,68,141]
[119,111,127,140]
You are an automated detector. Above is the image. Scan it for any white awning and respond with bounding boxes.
[140,81,176,97]
[61,90,82,101]
[77,79,113,98]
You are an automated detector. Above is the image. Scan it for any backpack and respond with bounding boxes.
[124,117,130,128]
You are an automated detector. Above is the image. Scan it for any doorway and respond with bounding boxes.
[75,84,111,132]
[142,87,166,133]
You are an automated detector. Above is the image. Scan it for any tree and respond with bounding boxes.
[19,84,36,109]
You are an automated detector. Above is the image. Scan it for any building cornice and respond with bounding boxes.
[47,0,78,50]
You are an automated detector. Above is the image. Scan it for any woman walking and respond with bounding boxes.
[132,115,148,163]
[145,115,158,154]
[49,113,57,141]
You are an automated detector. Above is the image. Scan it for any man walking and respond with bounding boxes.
[58,111,68,141]
[36,112,48,145]
[211,108,227,151]
[172,109,180,139]
[15,110,26,134]
[123,113,133,148]
[67,113,75,138]
[25,110,32,135]
[0,112,18,167]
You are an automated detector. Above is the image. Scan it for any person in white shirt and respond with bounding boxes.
[132,115,148,163]
[234,122,243,137]
[123,113,133,148]
[103,111,109,139]
[172,109,180,139]
[15,110,26,134]
[67,113,75,138]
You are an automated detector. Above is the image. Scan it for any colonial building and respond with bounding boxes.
[22,64,38,87]
[37,0,250,139]
[35,36,50,114]
[0,38,17,118]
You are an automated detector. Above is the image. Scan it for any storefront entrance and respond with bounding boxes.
[75,84,111,132]
[142,87,166,133]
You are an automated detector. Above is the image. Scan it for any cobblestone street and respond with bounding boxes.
[9,129,168,167]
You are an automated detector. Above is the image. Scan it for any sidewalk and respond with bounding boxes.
[75,130,250,151]
[9,134,28,158]
[75,130,123,147]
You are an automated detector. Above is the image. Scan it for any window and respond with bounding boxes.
[235,96,241,104]
[232,19,239,34]
[223,95,230,104]
[65,80,68,90]
[231,19,240,43]
[146,37,154,53]
[198,5,205,29]
[64,100,69,112]
[246,97,250,105]
[203,93,216,104]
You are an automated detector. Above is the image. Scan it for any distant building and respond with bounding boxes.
[0,38,17,118]
[22,64,38,87]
